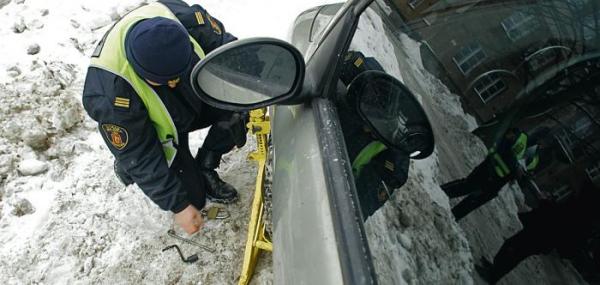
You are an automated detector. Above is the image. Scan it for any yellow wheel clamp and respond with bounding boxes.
[239,108,273,285]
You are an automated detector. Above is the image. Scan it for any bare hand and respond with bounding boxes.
[174,205,204,234]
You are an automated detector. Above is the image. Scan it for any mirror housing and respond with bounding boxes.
[190,38,306,112]
[348,71,435,159]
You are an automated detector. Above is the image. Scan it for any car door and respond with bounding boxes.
[192,0,600,283]
[189,0,456,282]
[271,1,378,284]
[272,0,438,281]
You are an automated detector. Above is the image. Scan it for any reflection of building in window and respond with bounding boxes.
[587,161,600,186]
[572,116,592,137]
[556,128,576,156]
[566,0,587,11]
[554,116,594,160]
[501,11,538,42]
[473,73,506,103]
[526,48,561,72]
[391,0,596,123]
[408,0,424,9]
[583,12,600,41]
[551,184,572,202]
[453,42,486,75]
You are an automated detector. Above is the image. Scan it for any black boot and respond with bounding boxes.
[114,160,133,186]
[196,149,239,204]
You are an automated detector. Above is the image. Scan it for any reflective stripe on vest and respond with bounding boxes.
[352,141,388,178]
[492,151,511,178]
[524,145,540,171]
[89,2,206,167]
[512,133,528,161]
[527,154,540,171]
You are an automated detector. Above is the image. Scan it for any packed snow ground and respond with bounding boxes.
[0,0,587,284]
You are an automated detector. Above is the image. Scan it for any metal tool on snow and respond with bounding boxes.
[167,229,216,253]
[162,244,198,263]
[201,206,230,220]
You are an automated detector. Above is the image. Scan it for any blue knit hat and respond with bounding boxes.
[125,17,192,84]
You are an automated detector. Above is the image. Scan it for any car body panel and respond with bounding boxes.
[271,103,343,284]
[289,6,320,57]
[272,0,376,284]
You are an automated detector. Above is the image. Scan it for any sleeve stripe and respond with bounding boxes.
[195,11,205,25]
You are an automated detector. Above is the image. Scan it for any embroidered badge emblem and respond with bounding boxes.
[102,124,129,150]
[378,187,389,202]
[207,14,222,35]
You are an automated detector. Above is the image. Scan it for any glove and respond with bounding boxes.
[217,112,248,148]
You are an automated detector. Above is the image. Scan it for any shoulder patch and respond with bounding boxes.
[194,11,205,25]
[206,14,222,35]
[384,160,395,171]
[354,57,364,68]
[114,97,130,109]
[102,124,129,150]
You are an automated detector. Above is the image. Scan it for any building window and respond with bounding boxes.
[453,42,486,75]
[501,11,538,42]
[473,73,506,103]
[527,49,559,72]
[583,12,600,41]
[567,0,587,11]
[556,129,576,149]
[408,0,424,9]
[587,162,600,185]
[555,129,576,163]
[554,117,593,160]
[573,117,592,138]
[551,184,572,203]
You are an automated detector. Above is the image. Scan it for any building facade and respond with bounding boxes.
[388,0,600,200]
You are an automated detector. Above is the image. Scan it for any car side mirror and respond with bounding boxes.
[349,71,435,159]
[190,38,306,111]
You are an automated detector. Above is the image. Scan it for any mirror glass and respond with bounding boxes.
[195,43,298,105]
[355,73,434,159]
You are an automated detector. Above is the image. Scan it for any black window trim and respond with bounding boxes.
[306,0,378,284]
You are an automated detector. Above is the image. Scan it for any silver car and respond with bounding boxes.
[192,0,600,284]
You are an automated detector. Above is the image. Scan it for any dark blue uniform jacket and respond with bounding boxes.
[82,0,236,212]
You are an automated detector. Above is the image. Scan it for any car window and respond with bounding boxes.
[335,0,600,283]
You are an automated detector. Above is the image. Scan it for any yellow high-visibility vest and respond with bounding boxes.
[90,2,206,166]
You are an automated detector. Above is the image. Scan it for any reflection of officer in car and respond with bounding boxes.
[441,128,541,221]
[337,51,410,219]
[82,0,247,234]
[476,177,600,284]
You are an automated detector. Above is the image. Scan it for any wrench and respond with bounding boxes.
[167,229,216,253]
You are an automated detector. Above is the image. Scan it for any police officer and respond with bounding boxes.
[82,0,246,234]
[476,177,600,284]
[338,51,410,219]
[441,128,540,220]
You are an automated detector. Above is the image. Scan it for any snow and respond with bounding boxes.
[17,159,48,176]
